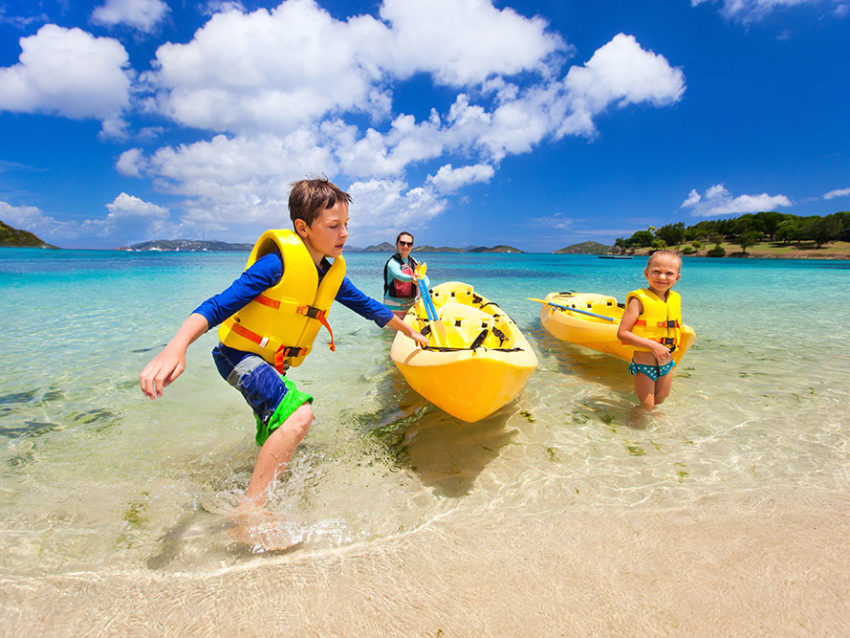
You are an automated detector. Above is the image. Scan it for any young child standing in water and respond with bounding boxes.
[617,250,683,410]
[139,178,427,544]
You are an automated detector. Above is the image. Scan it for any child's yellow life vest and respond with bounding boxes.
[625,288,682,352]
[217,229,345,372]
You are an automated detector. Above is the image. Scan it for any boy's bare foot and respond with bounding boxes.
[228,498,274,526]
[227,499,298,551]
[228,519,297,551]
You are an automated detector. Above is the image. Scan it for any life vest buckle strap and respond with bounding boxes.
[657,320,680,328]
[272,345,309,374]
[296,305,325,320]
[635,319,680,328]
[296,305,336,352]
[278,345,308,358]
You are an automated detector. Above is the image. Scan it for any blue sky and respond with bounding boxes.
[1,0,848,251]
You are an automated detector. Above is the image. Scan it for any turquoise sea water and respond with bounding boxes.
[1,248,848,575]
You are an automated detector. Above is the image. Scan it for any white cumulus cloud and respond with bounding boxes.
[347,179,446,237]
[78,193,173,244]
[0,201,65,236]
[681,184,792,216]
[0,25,132,133]
[823,186,850,200]
[91,0,170,33]
[132,132,336,233]
[329,112,447,178]
[147,0,392,134]
[378,0,567,86]
[105,192,169,219]
[145,0,568,135]
[2,196,177,246]
[121,3,684,243]
[428,163,495,193]
[682,189,702,208]
[116,148,147,177]
[558,33,685,138]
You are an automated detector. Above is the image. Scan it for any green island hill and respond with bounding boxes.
[554,241,610,255]
[0,221,58,248]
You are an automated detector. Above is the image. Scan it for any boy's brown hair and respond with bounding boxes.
[289,177,352,227]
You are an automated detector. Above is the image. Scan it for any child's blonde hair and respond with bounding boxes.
[647,249,682,270]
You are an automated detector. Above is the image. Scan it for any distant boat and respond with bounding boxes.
[598,255,632,259]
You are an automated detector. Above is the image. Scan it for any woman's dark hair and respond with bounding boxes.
[396,231,414,244]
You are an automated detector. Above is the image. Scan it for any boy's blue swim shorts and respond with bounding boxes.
[212,347,313,446]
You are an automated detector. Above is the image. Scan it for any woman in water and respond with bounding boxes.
[383,231,430,318]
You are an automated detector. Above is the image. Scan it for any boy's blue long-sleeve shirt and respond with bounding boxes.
[194,253,394,332]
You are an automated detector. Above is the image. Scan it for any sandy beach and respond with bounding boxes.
[2,488,848,636]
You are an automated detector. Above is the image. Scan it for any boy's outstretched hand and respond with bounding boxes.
[139,313,209,399]
[386,314,429,348]
[406,325,429,348]
[139,347,186,399]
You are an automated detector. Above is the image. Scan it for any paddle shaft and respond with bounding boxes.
[528,297,615,322]
[418,276,446,346]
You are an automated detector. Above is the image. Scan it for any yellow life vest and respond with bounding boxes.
[217,229,346,372]
[626,288,682,352]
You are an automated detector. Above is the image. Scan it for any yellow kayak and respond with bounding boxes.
[537,292,696,363]
[391,282,538,422]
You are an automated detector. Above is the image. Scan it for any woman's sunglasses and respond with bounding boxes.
[398,240,413,246]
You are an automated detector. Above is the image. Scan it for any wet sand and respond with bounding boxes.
[2,488,848,636]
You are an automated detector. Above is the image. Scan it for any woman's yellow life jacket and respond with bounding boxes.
[217,229,346,372]
[625,288,682,352]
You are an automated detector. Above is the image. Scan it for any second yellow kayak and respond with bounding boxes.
[538,291,696,363]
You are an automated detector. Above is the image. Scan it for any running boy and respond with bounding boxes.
[616,250,684,410]
[139,178,428,520]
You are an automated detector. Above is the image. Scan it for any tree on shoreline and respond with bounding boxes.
[655,222,685,247]
[736,230,762,255]
[806,213,845,247]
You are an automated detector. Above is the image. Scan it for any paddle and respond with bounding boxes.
[527,297,616,322]
[416,263,446,346]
